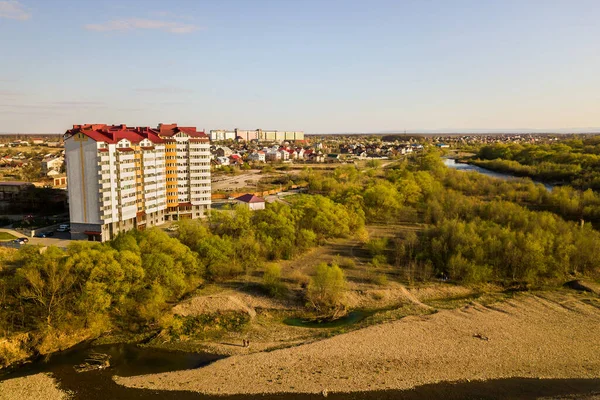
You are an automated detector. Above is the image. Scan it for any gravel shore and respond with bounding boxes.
[0,373,68,400]
[116,293,600,395]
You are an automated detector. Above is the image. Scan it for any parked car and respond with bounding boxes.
[35,232,54,238]
[18,237,29,243]
[56,224,70,232]
[13,238,26,245]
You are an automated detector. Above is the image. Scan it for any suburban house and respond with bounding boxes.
[235,193,266,210]
[229,154,244,166]
[41,156,64,173]
[216,156,230,166]
[266,150,281,162]
[278,149,290,161]
[215,146,233,157]
[248,151,266,162]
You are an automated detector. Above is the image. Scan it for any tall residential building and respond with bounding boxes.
[64,123,211,242]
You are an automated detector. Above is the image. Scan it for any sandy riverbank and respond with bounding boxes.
[0,373,68,400]
[116,292,600,395]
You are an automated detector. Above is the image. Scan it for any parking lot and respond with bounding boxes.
[0,228,72,249]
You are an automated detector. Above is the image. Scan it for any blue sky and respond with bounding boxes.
[0,0,599,133]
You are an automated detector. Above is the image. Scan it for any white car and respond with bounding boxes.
[56,224,70,232]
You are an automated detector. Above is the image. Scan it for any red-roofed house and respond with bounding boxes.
[235,193,266,211]
[229,154,244,166]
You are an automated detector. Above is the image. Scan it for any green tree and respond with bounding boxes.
[306,263,347,317]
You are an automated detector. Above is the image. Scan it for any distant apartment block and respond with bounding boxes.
[209,128,304,142]
[64,123,211,242]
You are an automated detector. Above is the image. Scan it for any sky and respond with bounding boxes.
[0,0,599,134]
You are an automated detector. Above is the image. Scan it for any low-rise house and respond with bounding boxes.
[229,154,244,166]
[248,151,266,162]
[216,156,230,166]
[279,149,290,161]
[41,156,64,173]
[52,174,67,188]
[266,150,281,162]
[215,146,233,157]
[235,194,266,210]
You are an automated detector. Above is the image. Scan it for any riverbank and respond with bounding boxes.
[0,373,68,400]
[116,291,600,395]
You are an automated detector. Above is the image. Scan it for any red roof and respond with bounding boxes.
[235,194,265,203]
[157,123,208,138]
[65,123,208,144]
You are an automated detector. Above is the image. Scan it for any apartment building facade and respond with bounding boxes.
[64,123,210,242]
[209,128,304,142]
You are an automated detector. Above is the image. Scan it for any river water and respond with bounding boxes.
[443,158,554,191]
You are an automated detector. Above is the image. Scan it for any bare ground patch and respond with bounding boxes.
[117,292,600,395]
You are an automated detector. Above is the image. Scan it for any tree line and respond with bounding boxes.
[473,140,600,190]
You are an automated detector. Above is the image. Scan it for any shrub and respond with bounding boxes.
[306,263,347,316]
[372,254,388,267]
[339,257,356,269]
[288,269,310,288]
[372,274,388,286]
[366,237,388,257]
[263,265,286,298]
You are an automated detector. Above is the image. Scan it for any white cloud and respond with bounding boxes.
[84,17,199,34]
[0,0,31,20]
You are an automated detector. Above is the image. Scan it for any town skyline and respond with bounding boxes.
[1,0,599,133]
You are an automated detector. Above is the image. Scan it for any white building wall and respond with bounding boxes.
[65,136,102,224]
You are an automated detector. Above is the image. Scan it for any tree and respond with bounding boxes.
[14,246,73,328]
[306,263,347,317]
[21,161,42,182]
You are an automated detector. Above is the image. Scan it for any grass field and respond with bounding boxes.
[0,232,17,241]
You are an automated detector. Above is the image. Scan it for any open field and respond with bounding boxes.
[116,291,600,395]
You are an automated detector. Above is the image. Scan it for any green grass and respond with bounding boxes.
[0,232,17,241]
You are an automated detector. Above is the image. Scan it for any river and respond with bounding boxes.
[443,158,554,191]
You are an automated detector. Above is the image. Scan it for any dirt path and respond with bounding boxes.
[116,292,600,395]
